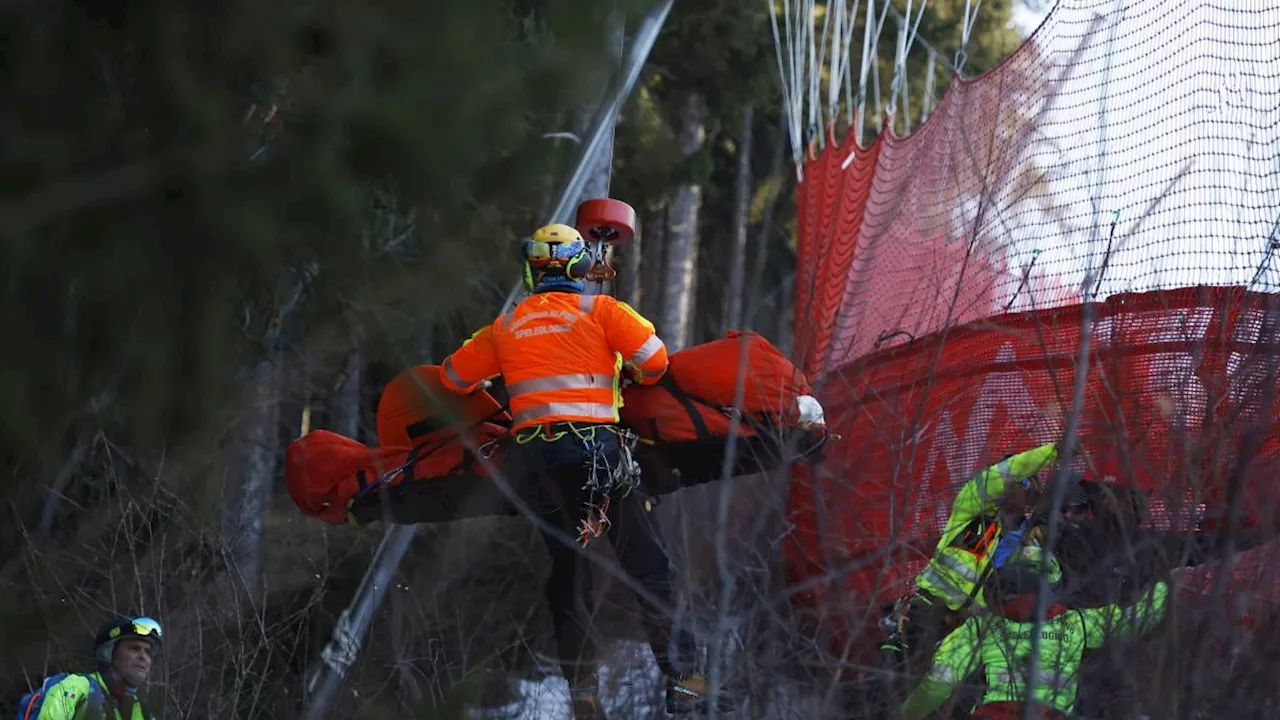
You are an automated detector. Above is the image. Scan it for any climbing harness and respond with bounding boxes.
[512,421,644,547]
[578,426,643,547]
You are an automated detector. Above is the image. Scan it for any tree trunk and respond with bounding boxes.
[777,273,795,359]
[222,354,282,598]
[725,105,755,332]
[333,346,363,440]
[220,273,304,598]
[659,90,706,352]
[641,203,666,320]
[746,113,789,333]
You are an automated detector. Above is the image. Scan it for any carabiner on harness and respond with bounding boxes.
[576,428,643,547]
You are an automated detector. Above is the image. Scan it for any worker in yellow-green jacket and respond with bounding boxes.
[881,441,1067,688]
[901,546,1169,719]
[15,616,162,719]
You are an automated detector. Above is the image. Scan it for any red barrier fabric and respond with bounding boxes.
[784,288,1280,650]
[785,0,1280,654]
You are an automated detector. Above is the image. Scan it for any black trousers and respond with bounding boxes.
[515,424,697,688]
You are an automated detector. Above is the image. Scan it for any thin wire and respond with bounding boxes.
[888,0,928,119]
[766,0,964,156]
[962,0,985,48]
[806,0,820,145]
[956,0,984,70]
[887,0,911,117]
[889,0,910,116]
[787,0,801,148]
[856,0,877,144]
[882,2,958,76]
[814,0,832,148]
[920,48,937,125]
[832,0,865,132]
[824,0,844,131]
[845,18,857,131]
[767,0,801,169]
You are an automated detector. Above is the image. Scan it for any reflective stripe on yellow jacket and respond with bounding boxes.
[916,443,1059,610]
[440,291,668,430]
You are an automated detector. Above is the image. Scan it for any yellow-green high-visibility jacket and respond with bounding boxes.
[31,672,149,720]
[915,443,1059,611]
[902,581,1170,719]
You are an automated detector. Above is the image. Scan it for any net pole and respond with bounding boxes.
[500,0,675,314]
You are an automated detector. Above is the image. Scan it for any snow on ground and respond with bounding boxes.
[469,640,663,719]
[469,636,821,718]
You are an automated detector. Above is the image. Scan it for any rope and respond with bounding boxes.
[805,0,820,148]
[829,0,865,133]
[767,0,806,176]
[764,0,964,157]
[866,0,892,134]
[956,0,985,71]
[887,0,928,120]
[823,0,842,135]
[812,0,829,148]
[844,4,857,132]
[855,0,878,144]
[882,3,959,76]
[920,48,937,125]
[888,0,911,117]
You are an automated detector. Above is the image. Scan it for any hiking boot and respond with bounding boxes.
[571,688,608,720]
[665,673,737,715]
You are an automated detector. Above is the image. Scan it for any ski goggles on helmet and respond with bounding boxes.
[524,237,586,268]
[110,616,164,643]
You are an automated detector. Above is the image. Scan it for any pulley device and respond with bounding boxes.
[574,197,636,285]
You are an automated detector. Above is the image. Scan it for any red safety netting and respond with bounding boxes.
[785,287,1280,650]
[793,0,1280,379]
[784,0,1280,657]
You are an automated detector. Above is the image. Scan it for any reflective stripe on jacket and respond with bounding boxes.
[916,443,1059,610]
[440,291,668,430]
[34,672,148,720]
[901,581,1169,719]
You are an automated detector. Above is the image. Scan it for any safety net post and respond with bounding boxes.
[500,0,675,314]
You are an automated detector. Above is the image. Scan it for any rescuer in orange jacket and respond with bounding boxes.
[439,223,734,719]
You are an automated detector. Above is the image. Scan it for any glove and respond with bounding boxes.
[1056,434,1083,460]
[796,395,826,428]
[620,362,643,386]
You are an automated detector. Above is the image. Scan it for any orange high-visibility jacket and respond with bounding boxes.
[440,292,668,430]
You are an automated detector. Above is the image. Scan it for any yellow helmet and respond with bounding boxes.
[530,223,584,246]
[523,224,590,292]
